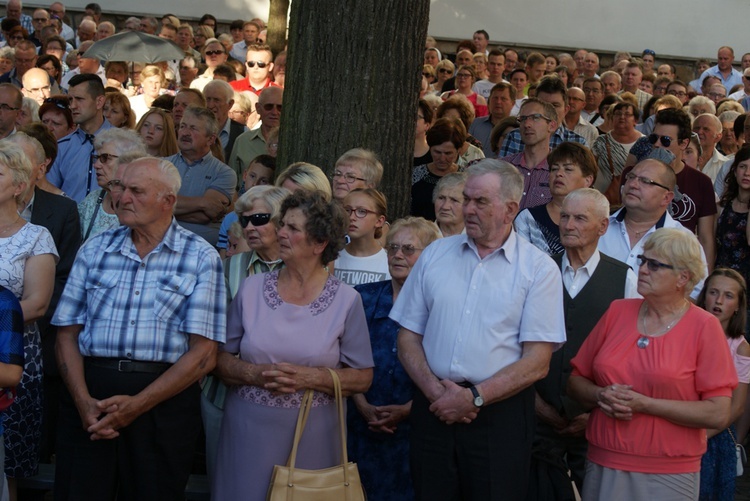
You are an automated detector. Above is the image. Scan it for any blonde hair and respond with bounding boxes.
[275,162,332,201]
[642,228,706,293]
[387,216,441,249]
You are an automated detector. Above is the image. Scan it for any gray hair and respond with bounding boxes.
[234,185,290,224]
[688,96,716,115]
[563,188,610,220]
[643,228,706,293]
[719,110,741,124]
[93,128,147,162]
[183,105,219,137]
[20,97,39,122]
[0,47,14,64]
[432,171,466,203]
[466,159,524,204]
[9,132,44,165]
[204,79,234,103]
[334,148,383,187]
[694,112,722,133]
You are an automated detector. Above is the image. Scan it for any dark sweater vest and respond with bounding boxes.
[535,252,629,418]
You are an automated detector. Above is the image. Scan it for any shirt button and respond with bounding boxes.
[140,263,146,268]
[392,348,397,353]
[135,291,140,295]
[388,370,393,375]
[130,320,135,325]
[126,353,132,358]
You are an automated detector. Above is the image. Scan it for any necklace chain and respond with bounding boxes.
[640,300,689,337]
[0,215,20,236]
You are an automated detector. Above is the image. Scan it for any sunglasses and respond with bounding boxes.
[205,50,224,56]
[43,97,70,109]
[438,68,452,74]
[643,49,656,57]
[246,61,268,68]
[636,254,674,272]
[386,243,422,256]
[239,213,272,228]
[647,133,672,147]
[92,153,119,163]
[261,103,282,112]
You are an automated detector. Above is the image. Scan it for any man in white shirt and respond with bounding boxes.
[391,159,565,501]
[598,159,707,299]
[535,188,638,493]
[564,87,599,146]
[472,49,506,100]
[693,113,728,183]
[729,67,750,101]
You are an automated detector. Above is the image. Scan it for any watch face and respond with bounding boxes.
[474,395,484,407]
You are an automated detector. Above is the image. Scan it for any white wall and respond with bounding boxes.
[45,0,270,22]
[427,0,750,60]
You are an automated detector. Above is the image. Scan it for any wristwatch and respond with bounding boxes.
[469,385,484,408]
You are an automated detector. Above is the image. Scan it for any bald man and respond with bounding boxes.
[564,87,599,146]
[22,67,56,104]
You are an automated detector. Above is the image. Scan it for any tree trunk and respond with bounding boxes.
[266,0,289,56]
[278,0,430,219]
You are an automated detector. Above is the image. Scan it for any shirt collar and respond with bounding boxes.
[106,218,185,259]
[177,150,214,167]
[562,249,600,275]
[461,228,517,262]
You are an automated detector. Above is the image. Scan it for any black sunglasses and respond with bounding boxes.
[637,254,674,272]
[43,97,70,109]
[239,213,272,228]
[648,133,672,147]
[205,50,224,56]
[246,61,268,68]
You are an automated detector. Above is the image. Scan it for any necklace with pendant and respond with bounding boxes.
[637,301,689,349]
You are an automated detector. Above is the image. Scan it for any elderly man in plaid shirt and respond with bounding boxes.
[52,157,226,501]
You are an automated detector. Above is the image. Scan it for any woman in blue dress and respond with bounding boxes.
[348,217,441,501]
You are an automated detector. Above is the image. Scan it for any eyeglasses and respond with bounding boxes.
[636,254,674,272]
[707,92,726,99]
[643,49,656,57]
[92,153,119,163]
[613,111,634,118]
[456,73,472,78]
[33,17,48,22]
[343,206,378,219]
[438,68,452,74]
[0,103,18,112]
[422,72,433,78]
[27,85,51,94]
[205,50,224,56]
[245,61,268,68]
[106,179,124,193]
[517,113,552,124]
[43,97,69,109]
[332,171,366,184]
[583,87,601,94]
[647,133,672,147]
[386,243,423,256]
[667,90,687,97]
[239,212,272,227]
[261,103,282,112]
[624,172,671,191]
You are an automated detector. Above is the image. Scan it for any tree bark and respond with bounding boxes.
[278,0,430,219]
[266,0,289,56]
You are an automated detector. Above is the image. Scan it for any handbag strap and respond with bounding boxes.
[283,369,351,489]
[286,389,314,469]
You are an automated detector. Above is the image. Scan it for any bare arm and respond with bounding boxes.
[696,214,716,272]
[87,334,218,439]
[174,189,231,223]
[20,254,56,324]
[214,350,272,387]
[56,324,101,432]
[261,363,372,397]
[397,327,444,402]
[622,391,730,429]
[475,341,553,405]
[0,363,22,388]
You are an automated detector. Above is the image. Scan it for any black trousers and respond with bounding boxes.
[54,361,201,501]
[410,385,535,501]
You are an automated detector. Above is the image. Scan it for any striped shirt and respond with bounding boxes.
[499,125,587,157]
[52,219,226,363]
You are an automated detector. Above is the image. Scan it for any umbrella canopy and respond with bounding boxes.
[84,31,186,64]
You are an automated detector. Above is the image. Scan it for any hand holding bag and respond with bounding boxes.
[266,368,366,501]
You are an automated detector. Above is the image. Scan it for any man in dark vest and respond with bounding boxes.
[532,187,638,495]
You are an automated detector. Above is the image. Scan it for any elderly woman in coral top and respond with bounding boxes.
[568,228,737,500]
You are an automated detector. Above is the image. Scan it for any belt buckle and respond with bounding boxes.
[117,360,132,372]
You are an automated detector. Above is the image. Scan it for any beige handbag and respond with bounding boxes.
[266,368,366,501]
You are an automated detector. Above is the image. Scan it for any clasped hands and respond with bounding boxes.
[78,394,144,441]
[428,379,479,425]
[597,383,647,420]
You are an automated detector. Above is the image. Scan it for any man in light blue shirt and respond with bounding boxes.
[698,46,743,94]
[47,73,113,202]
[166,106,236,245]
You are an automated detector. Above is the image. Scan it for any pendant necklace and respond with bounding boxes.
[637,301,688,349]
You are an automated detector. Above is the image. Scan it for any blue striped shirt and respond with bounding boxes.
[52,219,227,362]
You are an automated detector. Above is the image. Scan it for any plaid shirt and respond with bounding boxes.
[499,125,586,157]
[53,219,226,363]
[502,152,551,210]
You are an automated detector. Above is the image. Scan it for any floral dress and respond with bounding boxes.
[0,223,58,478]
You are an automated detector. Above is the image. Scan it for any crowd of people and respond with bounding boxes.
[0,2,746,500]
